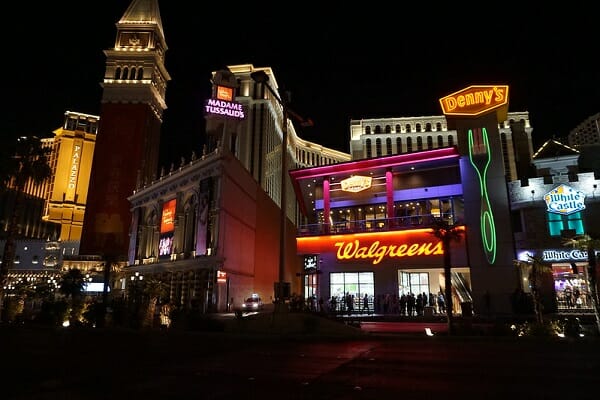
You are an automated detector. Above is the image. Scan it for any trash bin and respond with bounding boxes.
[460,301,472,317]
[424,306,435,317]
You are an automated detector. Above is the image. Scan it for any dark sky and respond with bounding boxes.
[5,2,599,169]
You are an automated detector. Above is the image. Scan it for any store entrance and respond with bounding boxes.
[553,263,593,312]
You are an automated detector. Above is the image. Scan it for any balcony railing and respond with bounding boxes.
[297,214,455,236]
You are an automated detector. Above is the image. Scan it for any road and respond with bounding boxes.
[3,324,599,400]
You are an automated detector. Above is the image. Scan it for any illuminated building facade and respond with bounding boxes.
[41,111,98,242]
[125,147,297,311]
[291,86,521,315]
[80,0,168,259]
[205,64,351,229]
[509,139,600,313]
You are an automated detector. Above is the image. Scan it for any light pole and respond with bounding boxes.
[250,70,312,308]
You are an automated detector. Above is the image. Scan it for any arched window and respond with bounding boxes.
[426,136,433,149]
[374,125,382,134]
[386,138,393,154]
[123,67,129,80]
[416,123,422,133]
[395,124,401,133]
[366,138,372,158]
[115,67,121,80]
[437,135,444,147]
[131,67,137,80]
[396,137,402,153]
[448,135,454,146]
[365,126,371,135]
[376,138,382,157]
[436,122,442,131]
[405,124,411,133]
[425,123,432,132]
[417,136,423,151]
[385,125,391,134]
[406,137,413,152]
[137,68,143,80]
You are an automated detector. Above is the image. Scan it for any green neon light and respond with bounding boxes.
[468,128,497,264]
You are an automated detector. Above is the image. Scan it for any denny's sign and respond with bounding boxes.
[297,228,464,265]
[439,85,509,120]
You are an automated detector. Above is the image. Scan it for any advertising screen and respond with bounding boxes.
[159,199,176,258]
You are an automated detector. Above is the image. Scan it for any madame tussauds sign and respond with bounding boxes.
[204,98,245,119]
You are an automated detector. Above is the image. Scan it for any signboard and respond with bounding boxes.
[303,254,319,270]
[341,175,372,192]
[297,228,465,266]
[159,199,176,258]
[439,85,509,119]
[544,184,586,215]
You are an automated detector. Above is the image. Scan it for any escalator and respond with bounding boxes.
[451,271,472,304]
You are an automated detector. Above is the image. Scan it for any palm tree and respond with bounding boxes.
[1,136,52,321]
[58,268,88,326]
[141,276,167,328]
[562,234,600,334]
[430,218,464,335]
[513,254,552,325]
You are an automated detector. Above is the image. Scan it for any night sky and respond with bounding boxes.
[5,2,599,170]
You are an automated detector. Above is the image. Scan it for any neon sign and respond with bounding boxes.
[297,229,460,265]
[439,85,508,117]
[468,127,497,264]
[544,184,585,215]
[204,98,245,119]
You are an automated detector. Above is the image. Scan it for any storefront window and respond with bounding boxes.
[399,272,429,295]
[329,272,374,312]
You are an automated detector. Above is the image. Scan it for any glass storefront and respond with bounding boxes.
[329,272,374,313]
[553,264,592,311]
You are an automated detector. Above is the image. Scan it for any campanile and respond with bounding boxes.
[80,0,169,259]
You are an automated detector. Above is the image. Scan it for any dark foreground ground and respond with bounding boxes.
[3,313,600,400]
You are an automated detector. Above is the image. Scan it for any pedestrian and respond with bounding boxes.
[363,293,370,315]
[437,292,446,314]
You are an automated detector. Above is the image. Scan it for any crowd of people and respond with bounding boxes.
[292,291,449,316]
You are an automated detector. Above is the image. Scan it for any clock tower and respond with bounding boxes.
[80,0,169,259]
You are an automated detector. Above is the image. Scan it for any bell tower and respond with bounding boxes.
[80,0,170,259]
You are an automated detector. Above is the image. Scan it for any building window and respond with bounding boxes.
[330,272,374,311]
[547,211,584,237]
[399,271,429,296]
[376,138,382,157]
[366,138,372,158]
[386,138,393,155]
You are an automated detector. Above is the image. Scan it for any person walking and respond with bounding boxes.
[363,293,370,315]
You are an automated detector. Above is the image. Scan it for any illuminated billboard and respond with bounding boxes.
[544,184,586,215]
[439,85,509,119]
[159,199,176,258]
[204,85,245,119]
[297,228,465,266]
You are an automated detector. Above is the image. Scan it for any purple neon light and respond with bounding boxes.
[289,147,460,180]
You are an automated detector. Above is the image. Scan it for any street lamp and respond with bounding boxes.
[251,70,312,307]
